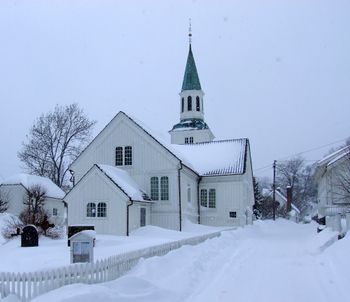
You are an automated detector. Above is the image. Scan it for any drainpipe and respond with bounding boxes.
[178,162,183,231]
[197,176,202,224]
[126,199,133,236]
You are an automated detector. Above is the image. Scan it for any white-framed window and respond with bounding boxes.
[200,188,216,208]
[150,177,159,200]
[229,211,237,218]
[87,202,107,218]
[87,202,96,217]
[187,96,192,111]
[124,146,132,166]
[97,202,107,217]
[160,176,169,200]
[150,176,169,201]
[187,185,191,203]
[209,189,216,208]
[115,146,132,166]
[200,189,207,207]
[185,137,193,144]
[196,96,200,111]
[52,208,58,216]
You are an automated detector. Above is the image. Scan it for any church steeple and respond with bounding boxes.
[181,45,202,92]
[169,23,214,145]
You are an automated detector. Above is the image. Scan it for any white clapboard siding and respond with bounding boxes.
[0,230,227,302]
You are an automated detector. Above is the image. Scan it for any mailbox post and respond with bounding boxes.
[69,230,96,264]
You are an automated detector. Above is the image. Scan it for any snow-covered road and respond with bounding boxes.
[8,220,348,302]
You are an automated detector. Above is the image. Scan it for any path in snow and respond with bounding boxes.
[21,220,348,302]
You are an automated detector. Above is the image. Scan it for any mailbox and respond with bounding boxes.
[69,230,96,264]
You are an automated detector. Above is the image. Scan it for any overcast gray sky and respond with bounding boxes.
[0,0,349,180]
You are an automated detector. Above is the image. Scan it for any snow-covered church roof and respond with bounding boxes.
[96,164,151,202]
[171,139,247,176]
[121,113,248,176]
[0,174,65,199]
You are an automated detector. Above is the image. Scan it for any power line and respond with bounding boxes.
[254,136,348,173]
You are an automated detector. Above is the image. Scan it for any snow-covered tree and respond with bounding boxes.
[20,185,47,225]
[18,104,95,188]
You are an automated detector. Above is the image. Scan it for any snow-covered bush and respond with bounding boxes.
[46,226,65,239]
[1,214,24,239]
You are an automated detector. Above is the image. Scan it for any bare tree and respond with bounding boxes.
[332,145,350,204]
[18,104,95,188]
[0,191,9,213]
[276,156,316,215]
[20,185,47,225]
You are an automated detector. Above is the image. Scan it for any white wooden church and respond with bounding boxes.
[65,39,255,236]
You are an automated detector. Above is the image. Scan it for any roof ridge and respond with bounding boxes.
[190,138,247,146]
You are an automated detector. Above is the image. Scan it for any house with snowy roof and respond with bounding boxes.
[65,38,254,236]
[314,145,350,220]
[0,174,66,225]
[262,188,300,222]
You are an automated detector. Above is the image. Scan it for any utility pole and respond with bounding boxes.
[272,160,276,221]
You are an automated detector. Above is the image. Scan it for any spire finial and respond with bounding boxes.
[188,18,192,45]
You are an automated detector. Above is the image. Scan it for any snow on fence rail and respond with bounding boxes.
[0,230,223,301]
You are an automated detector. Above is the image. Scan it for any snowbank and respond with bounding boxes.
[3,220,349,302]
[0,223,225,273]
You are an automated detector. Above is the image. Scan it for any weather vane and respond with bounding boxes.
[189,18,192,44]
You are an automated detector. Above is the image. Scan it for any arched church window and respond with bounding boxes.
[196,96,200,111]
[160,176,169,200]
[187,96,192,111]
[115,147,123,166]
[97,202,107,217]
[150,177,159,200]
[181,98,184,113]
[86,203,96,217]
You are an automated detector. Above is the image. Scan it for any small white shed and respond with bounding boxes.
[70,230,96,264]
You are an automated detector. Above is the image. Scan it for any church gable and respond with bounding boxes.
[70,111,181,183]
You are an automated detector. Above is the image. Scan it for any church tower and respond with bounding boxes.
[169,25,214,145]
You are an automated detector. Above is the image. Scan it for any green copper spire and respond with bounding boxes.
[181,44,202,91]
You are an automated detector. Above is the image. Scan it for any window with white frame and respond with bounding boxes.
[115,147,123,166]
[187,96,192,111]
[115,146,132,166]
[87,202,107,218]
[97,202,107,217]
[200,189,207,207]
[187,185,191,203]
[52,208,58,216]
[160,176,169,200]
[196,96,200,111]
[124,146,132,165]
[150,177,159,200]
[150,176,169,201]
[209,189,216,208]
[200,188,216,208]
[87,202,96,217]
[185,137,193,144]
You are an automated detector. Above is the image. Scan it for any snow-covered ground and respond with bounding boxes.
[3,219,347,302]
[0,215,226,272]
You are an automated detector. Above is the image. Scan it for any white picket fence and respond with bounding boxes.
[0,230,223,301]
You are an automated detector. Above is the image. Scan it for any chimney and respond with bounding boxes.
[286,186,292,212]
